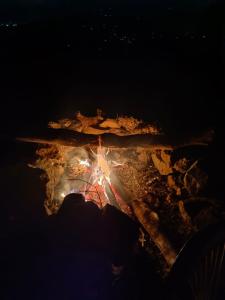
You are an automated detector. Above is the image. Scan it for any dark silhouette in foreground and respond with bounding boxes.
[167,222,225,300]
[46,193,105,300]
[3,192,162,300]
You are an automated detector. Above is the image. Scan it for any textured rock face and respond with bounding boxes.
[31,143,214,268]
[151,151,173,176]
[23,112,223,272]
[183,161,208,195]
[48,111,160,136]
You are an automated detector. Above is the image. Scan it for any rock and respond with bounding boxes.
[149,211,160,224]
[151,151,173,175]
[173,158,190,173]
[99,118,121,129]
[161,150,171,166]
[177,200,193,232]
[48,112,161,136]
[117,116,142,131]
[184,161,208,195]
[132,200,177,266]
[82,126,108,135]
[167,175,182,196]
[137,148,149,164]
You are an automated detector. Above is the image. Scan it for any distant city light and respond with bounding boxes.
[0,23,18,29]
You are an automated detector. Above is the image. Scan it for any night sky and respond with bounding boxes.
[0,0,218,22]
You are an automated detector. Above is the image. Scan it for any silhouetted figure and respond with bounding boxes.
[101,204,139,266]
[101,204,141,299]
[47,193,105,300]
[51,193,101,252]
[101,204,164,300]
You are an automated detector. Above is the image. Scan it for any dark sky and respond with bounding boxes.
[0,0,211,5]
[0,0,214,22]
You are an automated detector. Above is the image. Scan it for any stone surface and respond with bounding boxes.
[184,161,208,195]
[173,158,190,173]
[151,152,173,175]
[167,175,182,196]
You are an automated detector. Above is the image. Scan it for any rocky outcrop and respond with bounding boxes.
[18,111,222,273]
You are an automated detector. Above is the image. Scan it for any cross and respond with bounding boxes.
[139,228,147,247]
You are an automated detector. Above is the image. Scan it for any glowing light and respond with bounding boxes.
[90,146,111,187]
[79,159,90,167]
[59,138,127,211]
